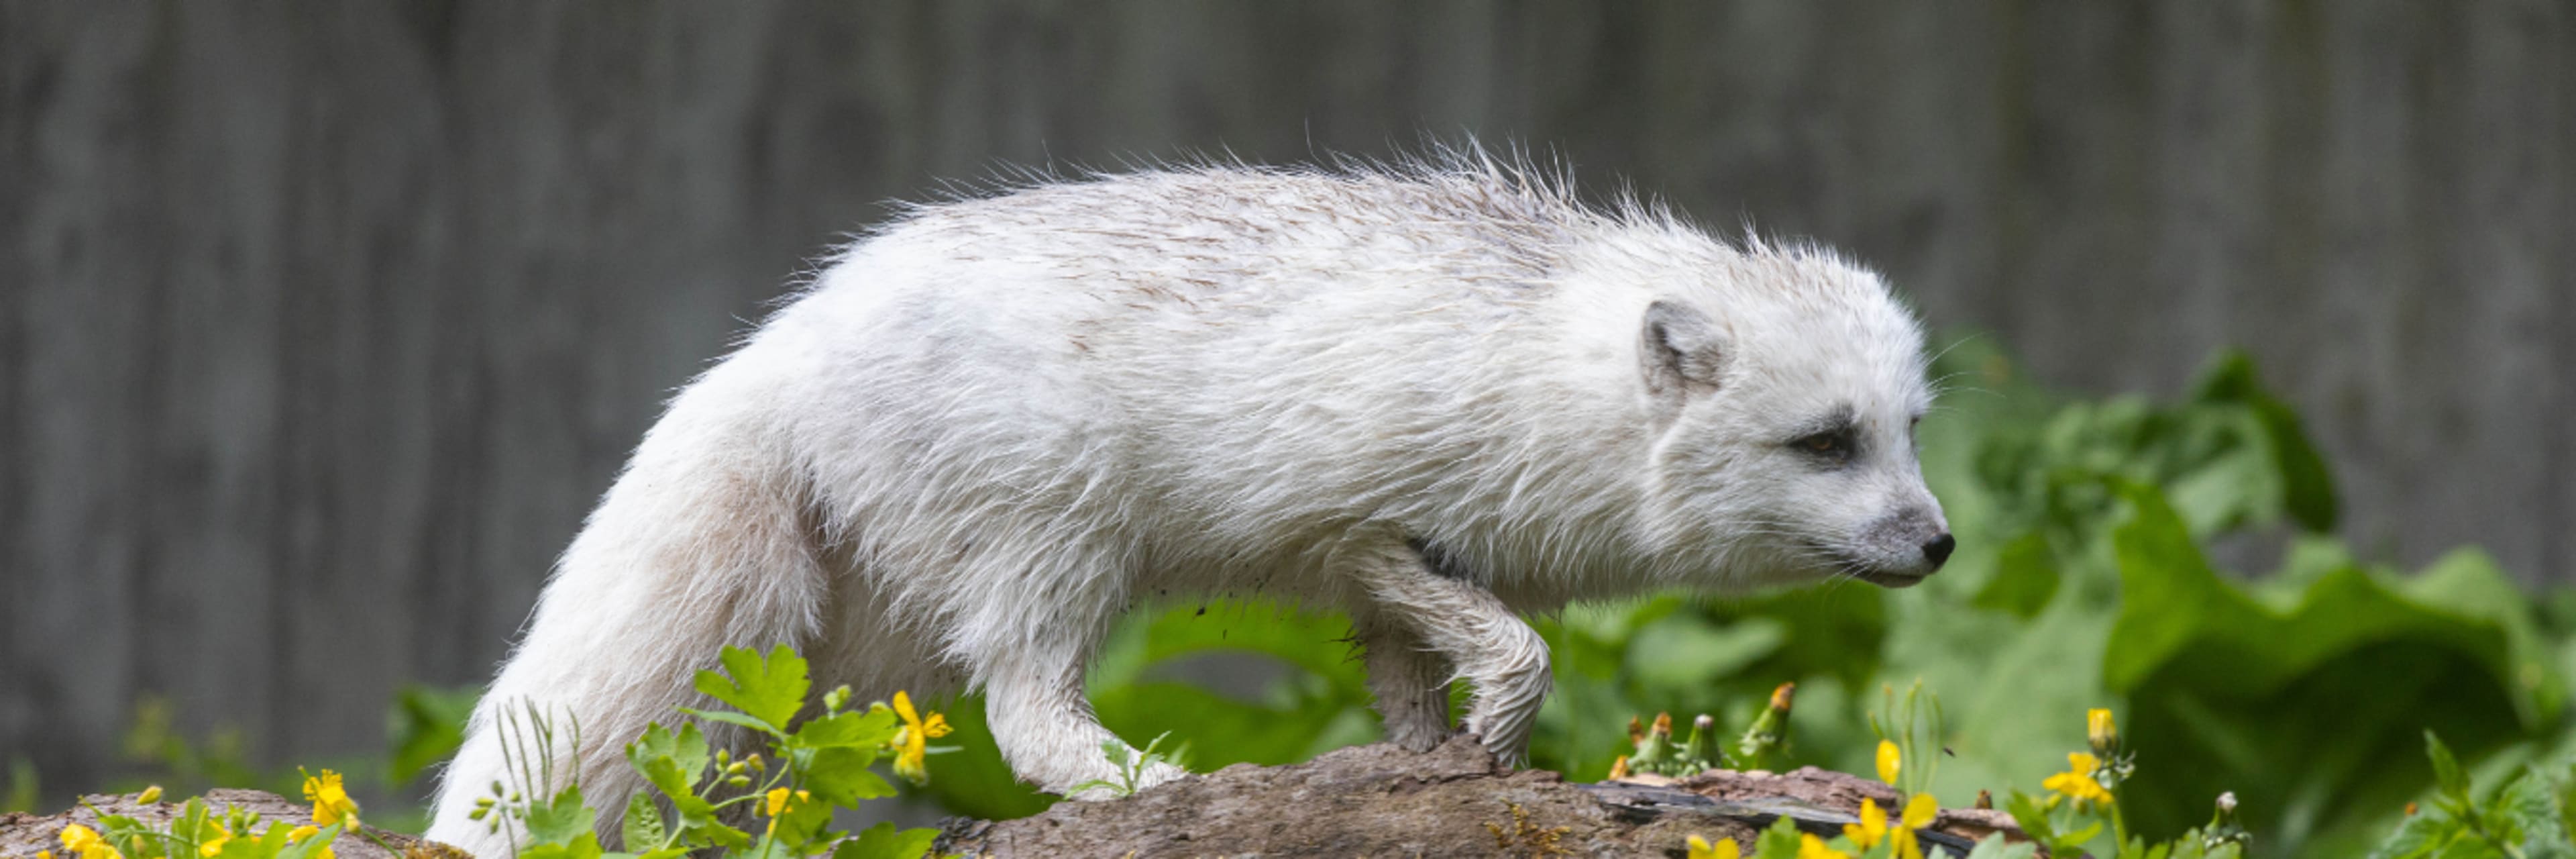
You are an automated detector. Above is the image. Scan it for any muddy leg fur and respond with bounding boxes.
[1354,609,1456,752]
[1345,534,1552,764]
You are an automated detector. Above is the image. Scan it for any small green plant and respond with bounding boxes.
[1065,732,1183,799]
[2365,731,2572,859]
[56,791,347,859]
[465,644,945,859]
[49,646,943,859]
[1868,679,1943,798]
[1732,683,1795,773]
[46,772,390,859]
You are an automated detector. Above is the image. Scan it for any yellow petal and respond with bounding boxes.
[62,825,101,851]
[1875,740,1901,785]
[892,691,921,727]
[1686,835,1740,859]
[1902,792,1939,829]
[922,711,952,739]
[1846,797,1886,847]
[763,787,792,817]
[288,826,320,843]
[1894,829,1923,859]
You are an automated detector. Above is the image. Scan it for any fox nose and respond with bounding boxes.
[1923,534,1956,568]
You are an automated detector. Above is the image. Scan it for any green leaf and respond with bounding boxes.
[692,644,810,733]
[802,745,898,805]
[792,707,900,750]
[272,824,341,859]
[1970,532,2061,618]
[625,722,710,804]
[517,832,605,859]
[386,684,480,786]
[1964,833,2040,859]
[1753,814,1805,858]
[832,822,939,859]
[523,785,596,846]
[2190,349,2337,531]
[673,707,782,736]
[620,793,666,852]
[1622,613,1785,692]
[2364,809,2461,859]
[2496,763,2574,859]
[2426,731,2470,807]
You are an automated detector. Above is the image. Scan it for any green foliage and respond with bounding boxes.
[457,644,935,859]
[2368,732,2576,859]
[388,685,481,787]
[1065,733,1182,799]
[1870,680,1944,797]
[74,794,347,859]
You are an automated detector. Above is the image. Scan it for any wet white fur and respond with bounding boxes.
[426,154,1945,856]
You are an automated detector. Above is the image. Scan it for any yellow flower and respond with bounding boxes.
[760,787,812,836]
[1797,833,1854,859]
[60,824,122,859]
[1686,834,1739,859]
[2087,708,2117,754]
[1846,793,1939,859]
[286,826,320,843]
[302,770,360,827]
[1875,740,1900,785]
[890,691,951,786]
[761,787,810,818]
[197,829,229,858]
[2044,752,2114,807]
[1845,798,1889,849]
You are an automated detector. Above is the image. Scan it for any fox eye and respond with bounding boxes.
[1792,431,1852,461]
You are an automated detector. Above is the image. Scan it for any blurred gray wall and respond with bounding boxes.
[3,1,2569,801]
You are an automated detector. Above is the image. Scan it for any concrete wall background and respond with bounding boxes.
[3,1,2569,802]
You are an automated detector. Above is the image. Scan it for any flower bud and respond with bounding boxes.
[136,785,163,805]
[1678,714,1721,774]
[745,753,766,774]
[2086,708,2118,755]
[825,685,853,713]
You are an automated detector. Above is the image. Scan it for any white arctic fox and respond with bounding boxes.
[426,156,1951,855]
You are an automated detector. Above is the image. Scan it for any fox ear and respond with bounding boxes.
[1640,300,1729,397]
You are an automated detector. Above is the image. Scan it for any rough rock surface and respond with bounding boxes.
[936,737,2023,858]
[0,789,461,859]
[939,736,1754,857]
